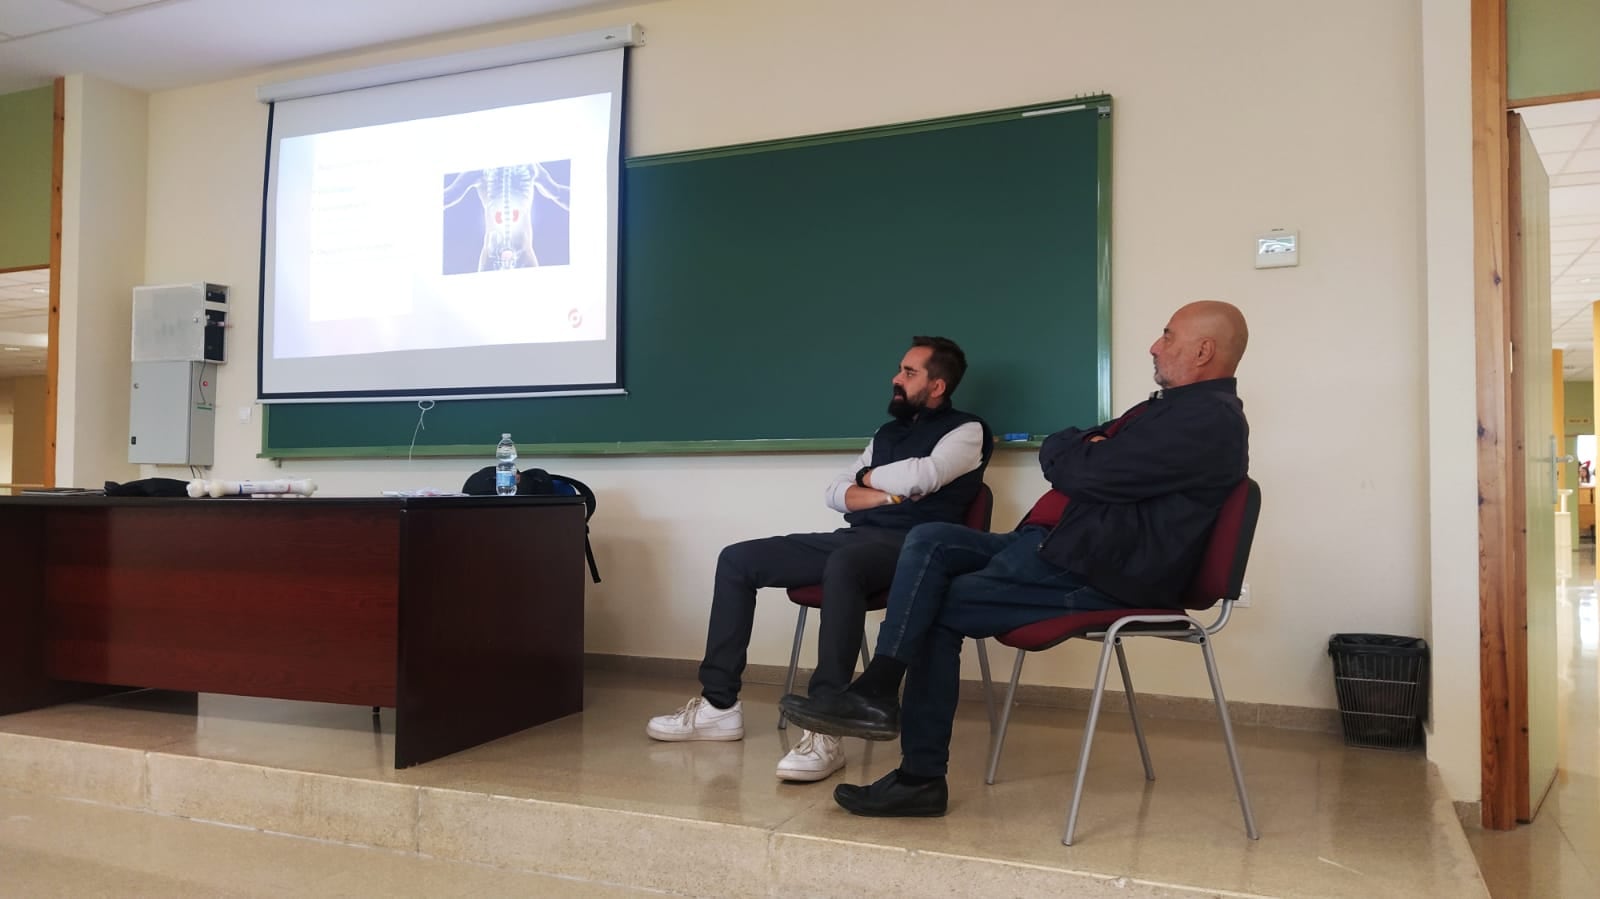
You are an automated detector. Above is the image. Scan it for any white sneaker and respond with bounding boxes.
[775,729,846,782]
[645,697,745,742]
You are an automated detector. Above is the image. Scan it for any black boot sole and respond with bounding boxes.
[779,704,899,741]
[835,787,948,817]
[837,800,948,818]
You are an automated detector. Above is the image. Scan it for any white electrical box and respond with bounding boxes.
[129,361,216,465]
[132,282,228,363]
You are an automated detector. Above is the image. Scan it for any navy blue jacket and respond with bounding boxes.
[1036,378,1248,607]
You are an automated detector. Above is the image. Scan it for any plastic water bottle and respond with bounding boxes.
[495,433,518,496]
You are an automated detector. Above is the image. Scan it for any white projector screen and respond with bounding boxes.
[259,47,625,401]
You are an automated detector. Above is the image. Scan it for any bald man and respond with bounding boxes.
[781,301,1251,817]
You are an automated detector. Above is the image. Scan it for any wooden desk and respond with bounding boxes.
[0,495,587,767]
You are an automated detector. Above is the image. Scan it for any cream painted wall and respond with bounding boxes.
[9,375,46,485]
[140,0,1432,730]
[58,75,146,488]
[1421,0,1482,804]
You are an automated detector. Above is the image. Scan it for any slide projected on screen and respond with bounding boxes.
[260,46,625,401]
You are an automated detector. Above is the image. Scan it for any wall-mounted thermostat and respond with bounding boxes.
[1255,230,1298,269]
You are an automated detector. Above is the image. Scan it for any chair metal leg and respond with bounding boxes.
[976,638,997,733]
[984,649,1027,785]
[1113,638,1155,781]
[859,630,872,671]
[1200,635,1260,840]
[779,607,808,731]
[1063,637,1119,846]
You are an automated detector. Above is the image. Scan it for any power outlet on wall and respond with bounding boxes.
[1235,583,1252,608]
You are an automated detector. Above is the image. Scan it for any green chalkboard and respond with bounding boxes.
[261,97,1112,458]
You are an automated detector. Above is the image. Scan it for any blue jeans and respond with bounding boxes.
[874,522,1119,777]
[699,528,906,707]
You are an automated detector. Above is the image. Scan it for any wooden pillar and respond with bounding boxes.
[1472,0,1519,831]
[43,78,62,489]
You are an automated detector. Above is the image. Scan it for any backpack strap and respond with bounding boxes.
[583,542,601,584]
[549,475,596,521]
[549,475,601,584]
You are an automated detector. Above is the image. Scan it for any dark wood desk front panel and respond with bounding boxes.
[0,495,588,767]
[44,503,401,707]
[0,503,64,712]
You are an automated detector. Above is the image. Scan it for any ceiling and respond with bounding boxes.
[0,0,625,95]
[1521,99,1600,381]
[0,269,49,378]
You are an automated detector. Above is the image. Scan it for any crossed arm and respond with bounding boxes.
[1039,404,1241,503]
[824,422,986,512]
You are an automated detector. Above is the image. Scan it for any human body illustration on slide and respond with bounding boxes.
[442,161,572,273]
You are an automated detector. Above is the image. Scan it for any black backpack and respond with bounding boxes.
[462,466,601,583]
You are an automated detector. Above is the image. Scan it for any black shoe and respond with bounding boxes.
[778,691,900,741]
[834,769,948,817]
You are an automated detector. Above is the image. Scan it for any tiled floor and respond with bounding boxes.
[0,789,650,898]
[0,661,1485,897]
[1466,545,1600,898]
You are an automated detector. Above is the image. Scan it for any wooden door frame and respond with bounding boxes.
[1511,88,1600,107]
[44,77,63,489]
[1472,0,1520,832]
[1472,0,1577,831]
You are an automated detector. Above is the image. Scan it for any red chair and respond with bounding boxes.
[779,483,997,730]
[982,478,1261,845]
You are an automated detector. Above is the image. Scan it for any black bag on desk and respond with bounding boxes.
[104,477,191,497]
[462,466,601,583]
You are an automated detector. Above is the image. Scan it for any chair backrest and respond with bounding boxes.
[965,483,995,531]
[1178,478,1261,611]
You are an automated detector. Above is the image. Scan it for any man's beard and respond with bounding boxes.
[1152,360,1170,389]
[888,387,925,420]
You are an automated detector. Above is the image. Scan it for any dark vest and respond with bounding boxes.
[845,403,993,530]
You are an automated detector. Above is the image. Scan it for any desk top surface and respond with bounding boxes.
[0,494,585,510]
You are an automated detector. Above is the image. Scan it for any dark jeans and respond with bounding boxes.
[699,527,907,708]
[874,522,1119,777]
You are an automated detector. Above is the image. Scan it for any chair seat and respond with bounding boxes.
[996,608,1194,651]
[785,584,889,611]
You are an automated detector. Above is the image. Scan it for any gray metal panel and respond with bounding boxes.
[129,361,215,465]
[189,363,216,467]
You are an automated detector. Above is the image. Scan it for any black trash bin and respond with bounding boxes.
[1327,634,1429,751]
